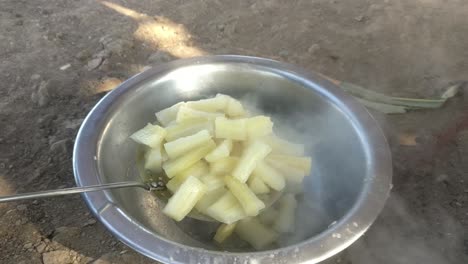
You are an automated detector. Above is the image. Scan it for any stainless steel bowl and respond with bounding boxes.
[73,55,392,263]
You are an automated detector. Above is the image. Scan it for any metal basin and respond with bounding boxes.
[73,55,392,263]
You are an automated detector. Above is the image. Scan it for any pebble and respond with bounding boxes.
[354,15,365,22]
[42,250,73,264]
[75,50,91,61]
[37,81,50,106]
[63,118,84,130]
[49,139,70,155]
[308,44,320,54]
[87,57,103,70]
[23,242,33,249]
[36,242,47,253]
[83,218,97,227]
[435,174,449,183]
[147,51,172,64]
[16,204,27,211]
[31,81,49,107]
[31,74,41,80]
[279,50,289,57]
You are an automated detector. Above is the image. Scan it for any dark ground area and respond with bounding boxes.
[0,0,467,263]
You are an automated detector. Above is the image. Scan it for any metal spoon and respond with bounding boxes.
[0,180,281,222]
[0,181,164,203]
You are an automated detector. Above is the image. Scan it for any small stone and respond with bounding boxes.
[31,81,49,106]
[147,51,172,64]
[32,200,39,205]
[23,242,33,249]
[354,15,365,22]
[52,227,80,247]
[87,57,103,70]
[16,204,27,211]
[15,220,22,226]
[42,250,73,264]
[307,44,320,54]
[435,174,449,183]
[105,38,134,56]
[83,218,97,227]
[279,50,289,57]
[31,74,41,80]
[95,49,111,59]
[63,119,84,130]
[75,50,91,61]
[50,139,71,155]
[217,24,225,31]
[36,242,47,253]
[59,64,71,71]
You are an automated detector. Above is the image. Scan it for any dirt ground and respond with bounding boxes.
[0,0,467,263]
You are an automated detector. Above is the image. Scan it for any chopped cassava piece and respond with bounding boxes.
[232,141,271,183]
[164,130,212,159]
[214,222,237,243]
[162,176,207,221]
[215,117,247,140]
[162,140,216,178]
[130,123,166,148]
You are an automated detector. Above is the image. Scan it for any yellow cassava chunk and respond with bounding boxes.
[273,194,297,233]
[130,123,166,148]
[267,155,312,175]
[258,206,279,226]
[210,157,239,176]
[163,176,207,221]
[266,160,307,183]
[246,116,273,139]
[176,105,224,123]
[205,139,233,162]
[225,176,265,216]
[201,173,225,191]
[214,222,237,243]
[143,146,163,172]
[165,119,213,142]
[230,142,244,157]
[155,102,185,126]
[252,161,285,191]
[163,140,216,178]
[225,96,246,117]
[164,130,212,159]
[166,161,209,193]
[235,218,278,250]
[263,135,305,156]
[186,94,228,112]
[215,117,247,140]
[247,174,270,194]
[206,192,246,224]
[195,187,226,213]
[232,141,272,183]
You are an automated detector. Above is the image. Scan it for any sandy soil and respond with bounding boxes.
[0,0,467,263]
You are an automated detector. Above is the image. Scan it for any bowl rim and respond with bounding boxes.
[73,55,392,264]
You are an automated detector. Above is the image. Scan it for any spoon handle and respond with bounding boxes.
[0,181,154,203]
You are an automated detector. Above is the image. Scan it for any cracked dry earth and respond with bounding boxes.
[0,0,467,263]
